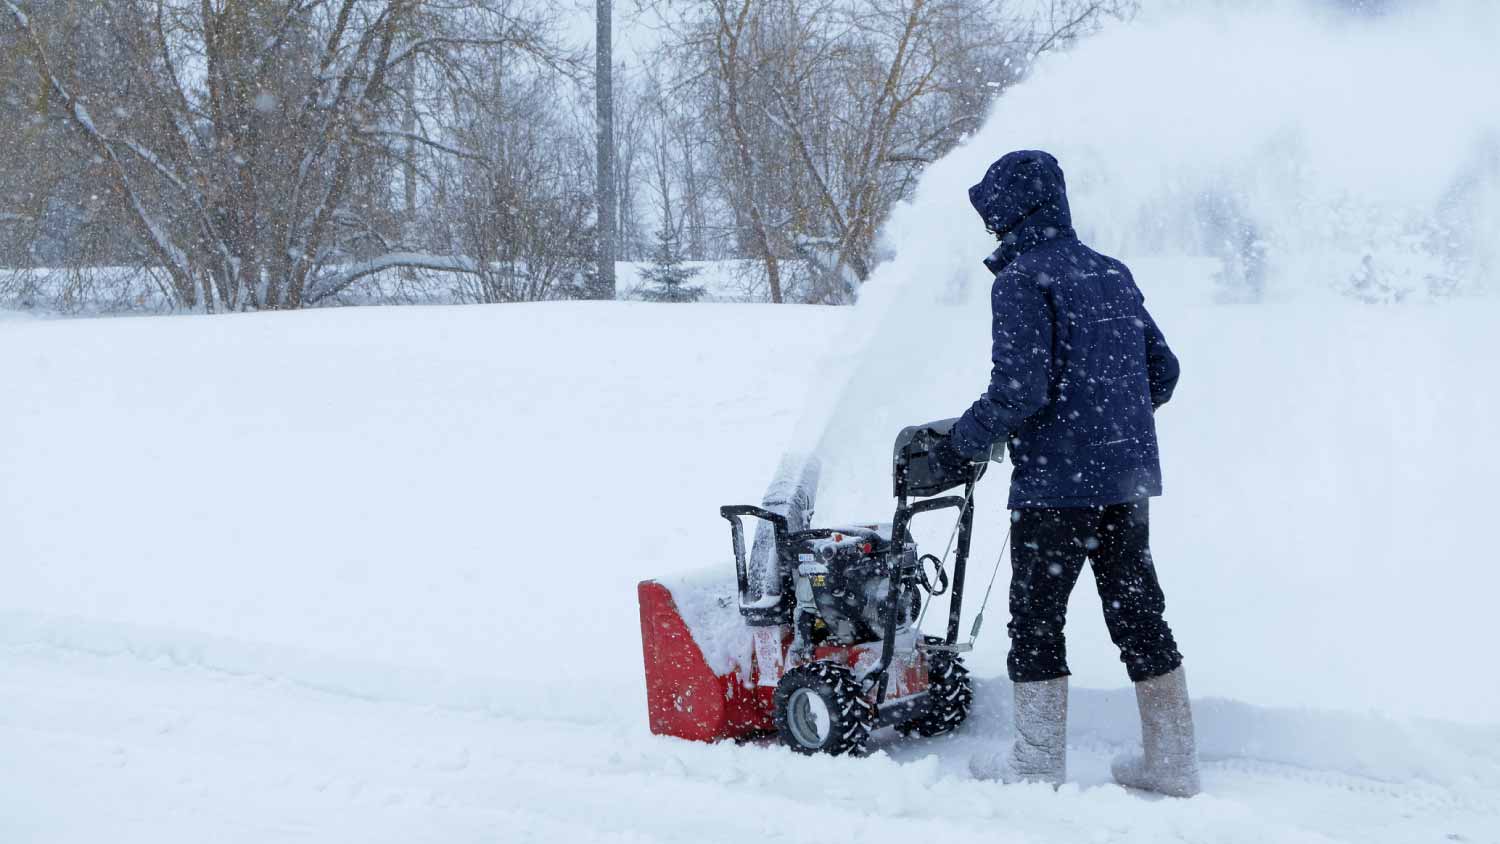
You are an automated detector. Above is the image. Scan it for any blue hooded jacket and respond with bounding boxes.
[950,150,1180,509]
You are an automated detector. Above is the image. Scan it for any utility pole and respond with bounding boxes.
[595,0,616,299]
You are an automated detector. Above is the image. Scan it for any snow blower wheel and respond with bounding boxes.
[773,662,876,755]
[896,639,974,737]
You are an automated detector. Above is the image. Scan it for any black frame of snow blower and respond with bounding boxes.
[719,470,978,707]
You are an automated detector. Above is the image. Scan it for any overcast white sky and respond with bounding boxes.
[559,2,668,65]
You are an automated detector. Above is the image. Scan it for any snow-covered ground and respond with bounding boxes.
[3,299,1499,843]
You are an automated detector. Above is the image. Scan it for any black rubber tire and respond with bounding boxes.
[895,645,974,738]
[772,662,876,756]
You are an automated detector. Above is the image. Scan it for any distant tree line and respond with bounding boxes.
[0,0,1132,312]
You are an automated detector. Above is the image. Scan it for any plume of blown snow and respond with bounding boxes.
[866,0,1500,312]
[782,0,1499,517]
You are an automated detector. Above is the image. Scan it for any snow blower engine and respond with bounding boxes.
[638,419,988,755]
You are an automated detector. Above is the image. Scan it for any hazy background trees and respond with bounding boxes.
[0,0,1132,313]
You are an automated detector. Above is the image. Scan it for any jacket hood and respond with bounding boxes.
[969,150,1075,273]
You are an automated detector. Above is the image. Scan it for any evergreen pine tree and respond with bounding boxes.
[639,226,706,303]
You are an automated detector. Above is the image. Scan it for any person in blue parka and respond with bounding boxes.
[931,150,1200,797]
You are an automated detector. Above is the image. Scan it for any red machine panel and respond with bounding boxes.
[640,578,935,744]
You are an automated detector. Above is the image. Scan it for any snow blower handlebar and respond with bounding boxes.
[872,483,977,702]
[719,422,992,702]
[720,505,795,626]
[893,418,987,499]
[892,418,997,654]
[899,485,978,645]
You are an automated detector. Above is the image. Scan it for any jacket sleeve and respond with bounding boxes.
[950,270,1053,459]
[1141,301,1180,409]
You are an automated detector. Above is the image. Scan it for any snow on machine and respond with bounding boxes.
[638,420,987,755]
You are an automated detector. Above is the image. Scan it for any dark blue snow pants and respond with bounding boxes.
[1006,500,1183,684]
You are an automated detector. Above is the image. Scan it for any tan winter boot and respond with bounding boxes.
[1111,665,1201,797]
[970,677,1068,786]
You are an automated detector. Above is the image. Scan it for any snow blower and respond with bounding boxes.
[638,419,989,755]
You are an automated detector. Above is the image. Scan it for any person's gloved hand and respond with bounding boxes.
[931,435,975,476]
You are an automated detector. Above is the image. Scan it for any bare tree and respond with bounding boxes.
[656,0,1133,303]
[442,52,597,303]
[0,4,151,276]
[1,0,573,311]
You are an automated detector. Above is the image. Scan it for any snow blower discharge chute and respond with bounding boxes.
[638,420,988,755]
